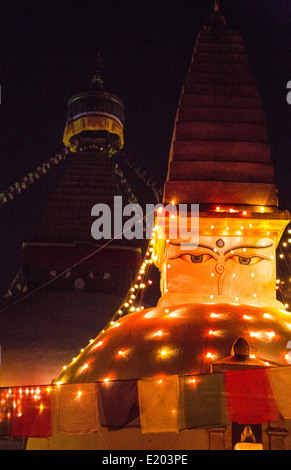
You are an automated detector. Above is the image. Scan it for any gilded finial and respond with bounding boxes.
[90,53,104,91]
[214,0,220,13]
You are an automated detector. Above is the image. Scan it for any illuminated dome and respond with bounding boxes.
[56,303,291,384]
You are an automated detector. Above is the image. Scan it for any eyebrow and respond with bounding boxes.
[169,243,218,253]
[224,243,273,256]
[169,241,274,256]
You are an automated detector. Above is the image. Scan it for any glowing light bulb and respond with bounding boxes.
[161,349,167,356]
[263,313,272,319]
[154,330,164,337]
[206,352,215,359]
[267,331,275,339]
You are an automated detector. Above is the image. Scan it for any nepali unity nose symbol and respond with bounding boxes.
[215,262,227,295]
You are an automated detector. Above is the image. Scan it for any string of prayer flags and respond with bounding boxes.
[11,386,53,438]
[0,150,68,207]
[225,369,280,425]
[97,379,140,430]
[180,373,229,429]
[138,375,181,434]
[55,383,100,435]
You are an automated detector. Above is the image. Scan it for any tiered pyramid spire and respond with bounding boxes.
[164,14,278,211]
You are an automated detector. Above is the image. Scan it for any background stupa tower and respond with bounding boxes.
[0,65,142,387]
[23,63,142,297]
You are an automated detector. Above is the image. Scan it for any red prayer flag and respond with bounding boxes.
[225,369,279,424]
[11,386,53,438]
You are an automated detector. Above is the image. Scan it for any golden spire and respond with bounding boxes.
[214,0,220,13]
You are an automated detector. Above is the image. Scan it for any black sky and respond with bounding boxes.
[0,0,290,295]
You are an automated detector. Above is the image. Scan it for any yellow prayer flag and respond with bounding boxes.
[268,367,291,419]
[55,383,100,435]
[138,375,180,434]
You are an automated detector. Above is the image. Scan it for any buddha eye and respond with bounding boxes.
[170,253,215,264]
[228,255,267,266]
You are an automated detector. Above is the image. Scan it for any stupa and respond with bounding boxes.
[27,3,291,450]
[0,65,142,387]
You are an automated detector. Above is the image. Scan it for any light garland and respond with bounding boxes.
[276,222,291,311]
[59,238,157,373]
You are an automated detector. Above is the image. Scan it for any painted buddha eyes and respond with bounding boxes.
[228,255,266,266]
[171,253,215,264]
[171,252,267,265]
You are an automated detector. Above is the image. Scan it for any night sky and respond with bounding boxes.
[0,0,290,297]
